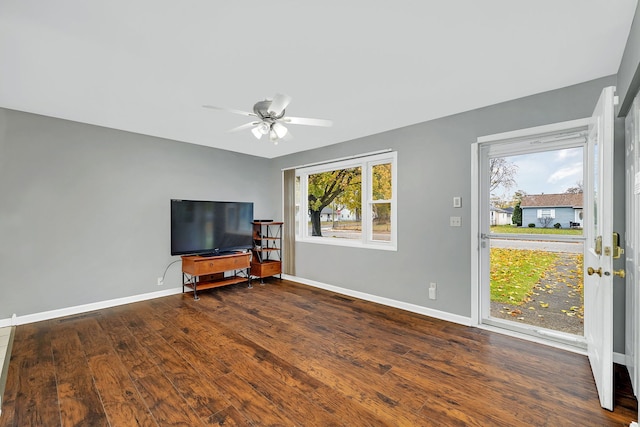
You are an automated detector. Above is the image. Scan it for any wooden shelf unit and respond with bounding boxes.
[251,221,283,282]
[181,252,251,300]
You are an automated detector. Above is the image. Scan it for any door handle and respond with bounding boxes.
[613,269,626,278]
[587,267,602,277]
[480,233,488,248]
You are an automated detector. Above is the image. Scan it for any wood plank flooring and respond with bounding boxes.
[0,279,636,426]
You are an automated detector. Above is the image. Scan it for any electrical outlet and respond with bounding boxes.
[157,277,164,286]
[429,282,437,300]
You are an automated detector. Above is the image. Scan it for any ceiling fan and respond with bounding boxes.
[203,93,333,144]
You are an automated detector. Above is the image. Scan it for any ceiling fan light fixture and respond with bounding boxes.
[272,122,288,139]
[257,122,270,135]
[251,126,263,139]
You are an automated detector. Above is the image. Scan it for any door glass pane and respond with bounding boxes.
[489,147,584,234]
[487,145,585,337]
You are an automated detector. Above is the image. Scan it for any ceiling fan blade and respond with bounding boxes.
[267,93,292,116]
[228,122,260,133]
[282,116,333,127]
[203,105,256,117]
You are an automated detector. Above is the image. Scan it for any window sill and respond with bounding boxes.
[296,237,397,251]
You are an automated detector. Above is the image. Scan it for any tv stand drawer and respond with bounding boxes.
[250,260,281,277]
[182,252,250,276]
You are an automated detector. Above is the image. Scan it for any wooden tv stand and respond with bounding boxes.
[181,252,251,300]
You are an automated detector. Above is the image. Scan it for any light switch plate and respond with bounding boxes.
[453,196,462,208]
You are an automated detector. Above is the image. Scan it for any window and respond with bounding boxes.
[295,152,397,250]
[536,209,556,218]
[536,208,556,228]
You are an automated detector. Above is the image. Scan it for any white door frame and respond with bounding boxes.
[471,117,590,337]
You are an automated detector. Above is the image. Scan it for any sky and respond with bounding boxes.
[493,147,583,201]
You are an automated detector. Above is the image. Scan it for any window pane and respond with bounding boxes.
[308,167,362,240]
[372,163,392,200]
[294,151,396,249]
[371,202,391,241]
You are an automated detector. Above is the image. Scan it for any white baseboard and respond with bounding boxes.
[0,287,183,327]
[613,351,627,365]
[283,274,472,327]
[0,315,16,329]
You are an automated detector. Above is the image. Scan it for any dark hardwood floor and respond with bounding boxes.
[0,279,636,426]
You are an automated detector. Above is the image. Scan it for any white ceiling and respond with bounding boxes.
[0,1,637,159]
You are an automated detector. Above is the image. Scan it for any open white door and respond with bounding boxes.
[584,86,617,410]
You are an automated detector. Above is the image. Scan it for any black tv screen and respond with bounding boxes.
[171,200,254,256]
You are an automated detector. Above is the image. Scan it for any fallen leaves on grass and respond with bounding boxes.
[490,248,558,305]
[491,250,586,326]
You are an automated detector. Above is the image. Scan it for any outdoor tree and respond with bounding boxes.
[489,157,518,192]
[490,195,507,208]
[335,170,363,221]
[565,181,584,194]
[371,163,392,224]
[308,167,361,236]
[512,202,522,226]
[512,189,527,204]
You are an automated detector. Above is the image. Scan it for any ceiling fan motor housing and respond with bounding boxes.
[253,100,285,121]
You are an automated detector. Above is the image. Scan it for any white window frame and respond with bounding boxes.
[537,208,556,218]
[296,151,397,250]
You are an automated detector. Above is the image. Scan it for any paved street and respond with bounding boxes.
[315,227,582,250]
[317,226,391,241]
[489,238,583,253]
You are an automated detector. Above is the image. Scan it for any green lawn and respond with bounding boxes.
[491,224,583,236]
[490,248,559,305]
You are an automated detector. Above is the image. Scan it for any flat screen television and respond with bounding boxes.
[171,199,254,256]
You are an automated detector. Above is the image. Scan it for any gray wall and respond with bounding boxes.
[0,108,279,319]
[273,76,628,353]
[618,2,640,116]
[0,84,632,352]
